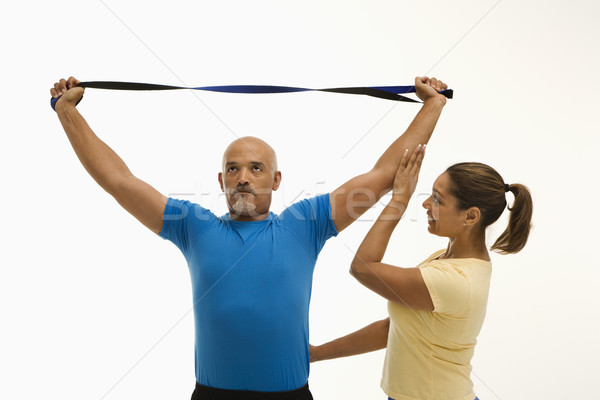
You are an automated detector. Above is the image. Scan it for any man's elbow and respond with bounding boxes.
[102,173,135,199]
[369,165,395,191]
[383,317,390,330]
[350,258,370,280]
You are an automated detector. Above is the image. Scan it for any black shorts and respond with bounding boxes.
[191,382,313,400]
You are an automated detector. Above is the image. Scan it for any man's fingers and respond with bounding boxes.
[416,76,431,86]
[59,78,68,93]
[51,77,83,103]
[430,77,447,92]
[52,77,80,91]
[67,76,78,89]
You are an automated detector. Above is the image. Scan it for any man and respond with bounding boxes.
[50,76,448,399]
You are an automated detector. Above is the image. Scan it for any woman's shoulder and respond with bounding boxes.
[420,250,492,275]
[416,249,447,267]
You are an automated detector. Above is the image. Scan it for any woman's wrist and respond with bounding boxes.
[389,196,410,208]
[375,198,408,222]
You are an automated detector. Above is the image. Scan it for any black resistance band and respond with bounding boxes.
[50,81,453,110]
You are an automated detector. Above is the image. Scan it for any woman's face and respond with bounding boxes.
[422,172,466,238]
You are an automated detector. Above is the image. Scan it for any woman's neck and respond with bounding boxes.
[442,232,490,261]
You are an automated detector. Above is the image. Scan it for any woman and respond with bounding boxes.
[310,145,533,400]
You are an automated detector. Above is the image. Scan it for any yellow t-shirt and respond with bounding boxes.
[381,250,492,400]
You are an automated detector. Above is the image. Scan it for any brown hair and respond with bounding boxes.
[445,162,533,254]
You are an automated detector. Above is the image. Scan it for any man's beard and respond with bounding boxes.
[232,195,257,214]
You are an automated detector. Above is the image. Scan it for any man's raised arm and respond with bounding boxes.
[330,76,448,233]
[52,77,167,235]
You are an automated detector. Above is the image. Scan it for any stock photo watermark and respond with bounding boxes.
[166,183,435,223]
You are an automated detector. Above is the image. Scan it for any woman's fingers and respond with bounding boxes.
[399,148,409,168]
[411,145,426,176]
[392,144,426,201]
[398,144,426,180]
[398,145,423,173]
[407,144,422,170]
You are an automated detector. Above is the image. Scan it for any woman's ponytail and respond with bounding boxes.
[491,184,533,254]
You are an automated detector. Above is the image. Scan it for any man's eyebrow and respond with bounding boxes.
[225,161,266,166]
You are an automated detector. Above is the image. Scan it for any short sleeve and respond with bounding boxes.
[277,194,338,260]
[159,198,218,259]
[420,262,470,315]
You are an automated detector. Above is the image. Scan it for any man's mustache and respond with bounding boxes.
[233,185,256,195]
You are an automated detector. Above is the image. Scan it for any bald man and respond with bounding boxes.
[51,76,449,399]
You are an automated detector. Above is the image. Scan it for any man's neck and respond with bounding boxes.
[229,211,271,222]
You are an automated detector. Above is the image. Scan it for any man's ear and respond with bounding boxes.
[218,172,224,192]
[272,171,282,191]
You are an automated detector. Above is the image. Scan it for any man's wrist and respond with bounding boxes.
[423,96,446,107]
[54,100,76,114]
[310,345,322,362]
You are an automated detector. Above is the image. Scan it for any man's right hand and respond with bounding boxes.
[50,77,84,111]
[415,76,448,105]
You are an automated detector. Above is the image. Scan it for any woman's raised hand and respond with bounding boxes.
[391,144,426,205]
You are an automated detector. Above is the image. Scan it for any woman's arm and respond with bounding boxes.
[310,318,390,362]
[350,146,434,311]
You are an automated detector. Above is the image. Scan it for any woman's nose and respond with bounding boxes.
[422,195,432,209]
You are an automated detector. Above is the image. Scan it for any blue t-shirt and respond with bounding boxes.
[159,194,338,391]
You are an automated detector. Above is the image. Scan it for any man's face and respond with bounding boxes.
[218,138,281,221]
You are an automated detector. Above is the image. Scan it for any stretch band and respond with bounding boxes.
[50,81,453,110]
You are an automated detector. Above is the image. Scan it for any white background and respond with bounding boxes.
[1,1,599,399]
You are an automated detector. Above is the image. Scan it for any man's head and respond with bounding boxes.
[218,136,282,221]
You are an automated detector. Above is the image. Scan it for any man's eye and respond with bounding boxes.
[253,166,262,171]
[228,167,237,172]
[433,195,439,203]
